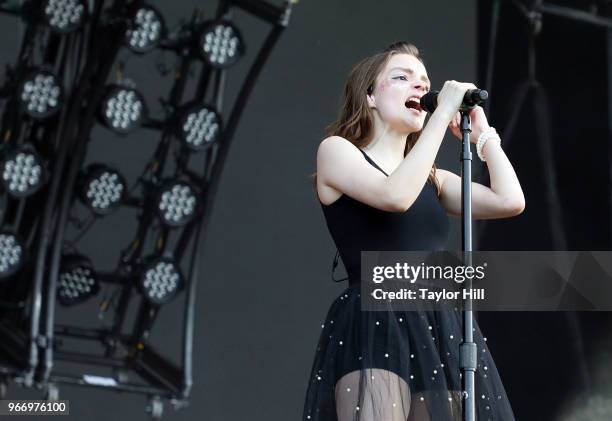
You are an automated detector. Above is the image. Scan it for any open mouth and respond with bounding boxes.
[405,99,422,112]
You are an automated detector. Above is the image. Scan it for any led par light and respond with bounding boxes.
[178,103,222,151]
[0,231,24,280]
[100,85,146,134]
[80,164,126,215]
[138,257,184,305]
[125,4,165,54]
[18,69,62,120]
[0,146,45,198]
[198,20,244,69]
[155,180,199,227]
[42,0,87,34]
[57,255,99,306]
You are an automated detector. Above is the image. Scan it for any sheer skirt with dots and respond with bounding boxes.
[302,284,515,421]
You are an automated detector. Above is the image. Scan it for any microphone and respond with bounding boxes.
[420,89,488,113]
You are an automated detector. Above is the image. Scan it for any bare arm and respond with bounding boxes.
[438,108,525,219]
[317,81,473,212]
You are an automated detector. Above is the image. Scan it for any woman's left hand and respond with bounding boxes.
[447,106,491,144]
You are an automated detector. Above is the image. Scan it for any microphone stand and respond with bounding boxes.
[459,109,477,421]
[420,90,486,421]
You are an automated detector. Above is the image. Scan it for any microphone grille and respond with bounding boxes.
[420,90,438,113]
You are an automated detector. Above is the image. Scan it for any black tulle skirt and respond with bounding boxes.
[302,283,516,421]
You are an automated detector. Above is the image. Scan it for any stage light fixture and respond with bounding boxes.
[138,258,184,305]
[156,180,198,227]
[42,0,87,34]
[0,231,24,280]
[125,4,165,54]
[100,85,146,134]
[0,147,45,198]
[57,255,99,306]
[198,21,244,69]
[18,69,62,120]
[79,164,126,215]
[179,103,222,151]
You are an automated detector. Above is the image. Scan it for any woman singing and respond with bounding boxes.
[302,42,524,421]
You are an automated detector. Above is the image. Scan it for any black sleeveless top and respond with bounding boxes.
[320,149,450,285]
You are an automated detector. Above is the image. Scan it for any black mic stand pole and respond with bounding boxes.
[420,89,486,420]
[459,109,477,421]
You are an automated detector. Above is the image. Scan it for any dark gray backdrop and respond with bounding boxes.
[2,1,477,419]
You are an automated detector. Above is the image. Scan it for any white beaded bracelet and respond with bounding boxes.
[476,127,501,162]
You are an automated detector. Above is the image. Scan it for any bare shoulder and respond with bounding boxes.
[317,135,358,159]
[315,136,410,211]
[317,136,362,172]
[316,136,367,204]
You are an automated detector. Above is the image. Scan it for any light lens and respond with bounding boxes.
[100,86,145,133]
[0,232,23,280]
[43,0,86,33]
[57,256,99,306]
[139,259,183,304]
[200,21,243,69]
[180,104,221,151]
[126,5,165,53]
[80,165,126,215]
[1,148,45,198]
[19,70,62,120]
[156,181,198,227]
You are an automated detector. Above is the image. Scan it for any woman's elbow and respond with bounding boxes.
[505,196,525,216]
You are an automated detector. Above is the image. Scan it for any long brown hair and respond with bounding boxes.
[316,41,440,196]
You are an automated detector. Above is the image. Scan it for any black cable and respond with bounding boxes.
[64,213,97,249]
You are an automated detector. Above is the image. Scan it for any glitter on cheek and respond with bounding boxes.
[387,79,410,97]
[387,78,401,88]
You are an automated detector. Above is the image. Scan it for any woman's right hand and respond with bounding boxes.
[434,80,478,120]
